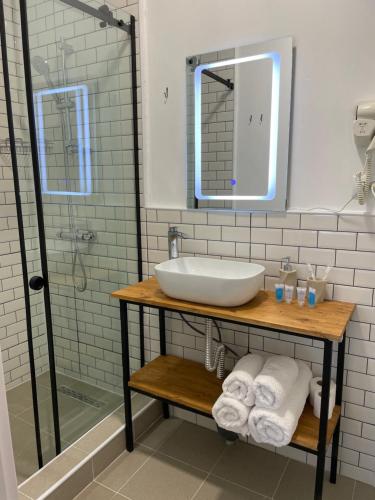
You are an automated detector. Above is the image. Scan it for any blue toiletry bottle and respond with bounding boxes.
[275,286,283,302]
[308,288,316,308]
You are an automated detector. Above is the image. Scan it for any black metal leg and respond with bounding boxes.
[330,332,346,483]
[159,308,170,418]
[314,340,333,500]
[121,301,134,452]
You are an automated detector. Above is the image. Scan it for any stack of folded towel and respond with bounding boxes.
[212,353,312,447]
[212,353,264,436]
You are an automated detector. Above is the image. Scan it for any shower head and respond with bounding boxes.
[31,55,51,78]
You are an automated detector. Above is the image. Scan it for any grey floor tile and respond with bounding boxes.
[119,452,206,500]
[274,460,355,500]
[158,421,226,471]
[195,475,266,499]
[74,481,115,499]
[212,441,287,497]
[7,380,51,416]
[354,480,375,500]
[96,445,153,492]
[136,416,183,450]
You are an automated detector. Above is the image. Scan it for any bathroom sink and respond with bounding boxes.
[154,257,265,307]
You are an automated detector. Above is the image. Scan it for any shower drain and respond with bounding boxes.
[58,385,106,409]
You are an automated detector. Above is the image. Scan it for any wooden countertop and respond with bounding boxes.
[112,277,355,342]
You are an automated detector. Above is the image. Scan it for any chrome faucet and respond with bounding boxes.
[168,226,185,259]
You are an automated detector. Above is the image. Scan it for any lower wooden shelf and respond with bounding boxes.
[129,355,341,452]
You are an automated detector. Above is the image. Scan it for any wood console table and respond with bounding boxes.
[112,277,354,500]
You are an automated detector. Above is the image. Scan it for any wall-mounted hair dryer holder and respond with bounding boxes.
[353,101,375,204]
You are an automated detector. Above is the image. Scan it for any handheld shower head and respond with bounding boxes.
[31,55,50,78]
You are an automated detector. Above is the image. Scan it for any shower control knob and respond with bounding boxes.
[29,275,45,291]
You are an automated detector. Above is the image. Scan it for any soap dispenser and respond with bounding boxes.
[280,257,297,297]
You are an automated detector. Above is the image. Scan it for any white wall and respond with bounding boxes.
[141,0,375,213]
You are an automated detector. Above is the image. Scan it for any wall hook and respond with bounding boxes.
[163,87,169,104]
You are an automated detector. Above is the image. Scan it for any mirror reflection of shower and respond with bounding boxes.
[31,40,88,293]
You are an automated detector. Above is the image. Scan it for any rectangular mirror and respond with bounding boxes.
[186,37,293,211]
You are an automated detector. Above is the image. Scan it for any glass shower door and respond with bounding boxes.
[16,0,141,472]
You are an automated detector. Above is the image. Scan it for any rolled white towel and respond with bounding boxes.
[248,361,312,447]
[212,394,250,436]
[253,355,299,409]
[222,353,264,406]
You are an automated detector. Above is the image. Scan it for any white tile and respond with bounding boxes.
[235,243,250,259]
[157,210,181,223]
[357,233,375,251]
[359,453,375,472]
[343,433,375,456]
[181,211,208,225]
[222,225,250,242]
[301,214,338,231]
[362,423,375,440]
[365,392,375,409]
[283,229,317,247]
[338,215,375,233]
[251,228,282,244]
[343,386,365,405]
[349,339,375,359]
[251,244,265,259]
[347,322,371,340]
[345,402,375,425]
[251,213,267,227]
[347,371,375,391]
[299,247,335,266]
[333,285,373,306]
[318,231,356,250]
[235,213,251,227]
[351,305,375,324]
[315,266,354,285]
[194,225,221,240]
[267,213,300,229]
[207,212,235,226]
[207,240,235,257]
[354,270,375,288]
[266,245,298,263]
[181,239,207,254]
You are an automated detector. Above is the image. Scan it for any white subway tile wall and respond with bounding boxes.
[143,209,375,486]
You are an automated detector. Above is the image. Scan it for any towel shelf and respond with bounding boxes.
[128,354,341,453]
[112,277,354,500]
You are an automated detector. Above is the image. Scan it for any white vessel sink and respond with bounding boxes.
[154,257,265,307]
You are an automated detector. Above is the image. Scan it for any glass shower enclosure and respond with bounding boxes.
[0,0,142,483]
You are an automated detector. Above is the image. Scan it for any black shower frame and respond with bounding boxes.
[2,0,144,468]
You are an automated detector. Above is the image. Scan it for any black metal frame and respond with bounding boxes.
[19,0,62,456]
[59,0,130,33]
[129,15,145,368]
[0,0,44,468]
[202,69,234,90]
[119,300,346,500]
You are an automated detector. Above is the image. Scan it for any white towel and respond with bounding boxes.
[212,394,250,436]
[253,355,299,409]
[248,361,312,447]
[222,353,264,406]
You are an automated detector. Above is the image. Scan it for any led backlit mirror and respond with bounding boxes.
[186,37,293,210]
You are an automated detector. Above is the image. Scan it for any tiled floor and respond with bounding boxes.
[7,372,122,484]
[75,418,375,500]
